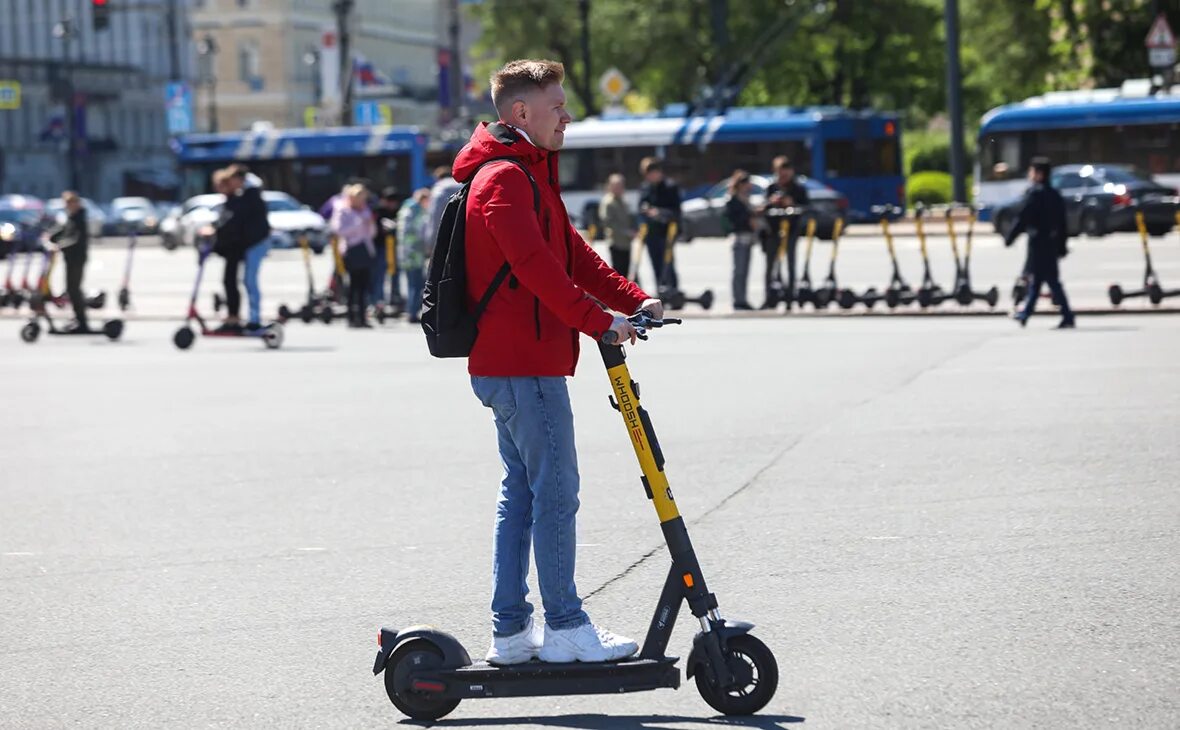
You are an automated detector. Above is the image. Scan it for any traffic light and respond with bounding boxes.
[92,0,111,31]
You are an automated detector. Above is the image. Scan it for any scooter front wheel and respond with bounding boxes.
[694,633,779,716]
[384,639,461,721]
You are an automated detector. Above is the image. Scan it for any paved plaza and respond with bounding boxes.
[2,228,1179,728]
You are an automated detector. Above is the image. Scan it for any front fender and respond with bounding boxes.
[373,625,473,675]
[685,619,754,680]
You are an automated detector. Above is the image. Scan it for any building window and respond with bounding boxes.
[238,41,260,84]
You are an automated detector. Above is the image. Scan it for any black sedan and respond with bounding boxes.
[681,174,849,240]
[992,164,1179,238]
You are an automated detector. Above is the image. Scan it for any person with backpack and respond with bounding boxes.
[427,58,662,667]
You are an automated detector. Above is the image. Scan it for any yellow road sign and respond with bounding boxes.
[0,81,21,110]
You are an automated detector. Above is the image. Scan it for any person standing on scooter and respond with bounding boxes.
[459,58,662,666]
[723,171,756,310]
[395,187,430,323]
[637,157,681,291]
[597,173,635,277]
[331,183,377,328]
[46,191,90,332]
[1004,157,1075,329]
[760,156,809,310]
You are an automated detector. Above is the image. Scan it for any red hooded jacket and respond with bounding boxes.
[454,122,649,377]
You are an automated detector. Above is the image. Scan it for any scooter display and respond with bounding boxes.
[19,250,123,343]
[811,217,852,309]
[1108,209,1179,306]
[374,311,777,721]
[912,205,946,308]
[944,206,999,307]
[657,222,714,311]
[872,205,916,308]
[173,240,283,350]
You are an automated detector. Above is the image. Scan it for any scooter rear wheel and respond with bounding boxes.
[20,321,40,343]
[384,639,461,721]
[694,633,779,716]
[103,319,124,341]
[173,326,195,350]
[263,322,284,350]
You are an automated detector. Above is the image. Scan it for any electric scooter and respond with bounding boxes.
[912,205,946,308]
[762,208,804,310]
[19,250,123,343]
[944,206,999,307]
[173,239,283,350]
[657,222,714,311]
[277,235,328,324]
[871,205,916,308]
[375,311,777,721]
[1108,208,1179,306]
[793,216,819,308]
[811,217,853,309]
[117,232,136,311]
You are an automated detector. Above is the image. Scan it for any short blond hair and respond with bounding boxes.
[343,183,369,199]
[61,190,80,204]
[490,59,565,118]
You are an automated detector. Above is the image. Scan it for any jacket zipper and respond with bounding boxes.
[534,297,541,340]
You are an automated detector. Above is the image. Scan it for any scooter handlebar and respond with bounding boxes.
[600,312,682,345]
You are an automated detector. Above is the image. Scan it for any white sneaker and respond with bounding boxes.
[485,617,544,666]
[538,623,639,663]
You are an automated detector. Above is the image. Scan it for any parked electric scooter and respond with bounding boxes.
[811,217,852,309]
[1109,208,1179,306]
[277,235,328,324]
[944,206,999,307]
[793,216,819,308]
[871,205,916,308]
[374,311,777,721]
[657,222,714,311]
[173,239,283,350]
[913,205,946,308]
[117,232,137,311]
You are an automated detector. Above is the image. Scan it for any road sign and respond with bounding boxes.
[0,80,21,110]
[353,101,392,127]
[599,68,630,103]
[165,82,192,134]
[1146,13,1176,68]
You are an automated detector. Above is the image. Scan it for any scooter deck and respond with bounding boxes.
[417,657,680,699]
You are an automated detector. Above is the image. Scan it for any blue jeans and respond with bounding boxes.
[371,242,387,304]
[405,266,424,319]
[471,376,589,637]
[1019,271,1075,324]
[244,238,271,325]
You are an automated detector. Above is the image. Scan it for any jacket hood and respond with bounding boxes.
[452,122,548,183]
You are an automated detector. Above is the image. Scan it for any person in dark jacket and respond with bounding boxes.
[213,165,271,331]
[1005,157,1075,329]
[47,191,90,332]
[458,58,662,667]
[637,157,682,290]
[722,170,756,310]
[375,186,403,308]
[760,155,809,310]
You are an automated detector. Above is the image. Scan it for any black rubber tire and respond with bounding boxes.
[1108,284,1123,306]
[985,286,1000,308]
[103,319,124,340]
[320,307,334,324]
[263,323,284,349]
[20,321,39,343]
[383,639,461,722]
[1148,283,1164,306]
[278,304,291,320]
[173,327,195,350]
[694,633,779,716]
[1081,210,1103,238]
[698,289,714,310]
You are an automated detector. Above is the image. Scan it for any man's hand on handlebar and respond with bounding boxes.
[607,315,641,345]
[636,297,664,320]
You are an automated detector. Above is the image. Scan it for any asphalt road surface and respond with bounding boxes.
[3,309,1178,728]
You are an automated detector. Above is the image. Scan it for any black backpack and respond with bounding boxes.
[421,157,540,358]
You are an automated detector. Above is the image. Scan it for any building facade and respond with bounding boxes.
[0,0,194,201]
[190,0,440,133]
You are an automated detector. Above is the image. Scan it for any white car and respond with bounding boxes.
[176,191,328,252]
[109,197,161,235]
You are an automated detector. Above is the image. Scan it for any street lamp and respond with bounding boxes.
[52,17,80,190]
[197,34,219,133]
[303,46,322,107]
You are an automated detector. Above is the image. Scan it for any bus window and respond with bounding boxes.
[824,138,899,177]
[979,132,1022,181]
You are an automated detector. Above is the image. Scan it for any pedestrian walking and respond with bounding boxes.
[723,171,757,310]
[597,173,635,277]
[760,155,808,310]
[1005,156,1076,329]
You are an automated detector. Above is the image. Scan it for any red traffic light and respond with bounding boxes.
[92,0,111,30]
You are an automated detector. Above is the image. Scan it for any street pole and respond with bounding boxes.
[198,34,219,133]
[944,0,967,203]
[334,0,354,127]
[166,0,181,82]
[449,0,462,121]
[54,17,80,192]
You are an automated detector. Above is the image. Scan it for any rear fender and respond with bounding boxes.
[685,619,754,680]
[373,625,473,675]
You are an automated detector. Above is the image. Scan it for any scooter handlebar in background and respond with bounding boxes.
[600,311,682,345]
[871,204,904,219]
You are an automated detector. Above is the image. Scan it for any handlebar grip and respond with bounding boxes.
[600,330,619,345]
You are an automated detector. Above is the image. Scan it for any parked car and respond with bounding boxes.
[681,174,849,240]
[157,203,183,250]
[109,197,161,235]
[175,191,328,253]
[992,164,1179,239]
[45,196,108,238]
[0,204,48,258]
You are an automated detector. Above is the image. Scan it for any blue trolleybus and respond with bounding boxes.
[173,125,432,208]
[976,85,1180,215]
[556,105,905,226]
